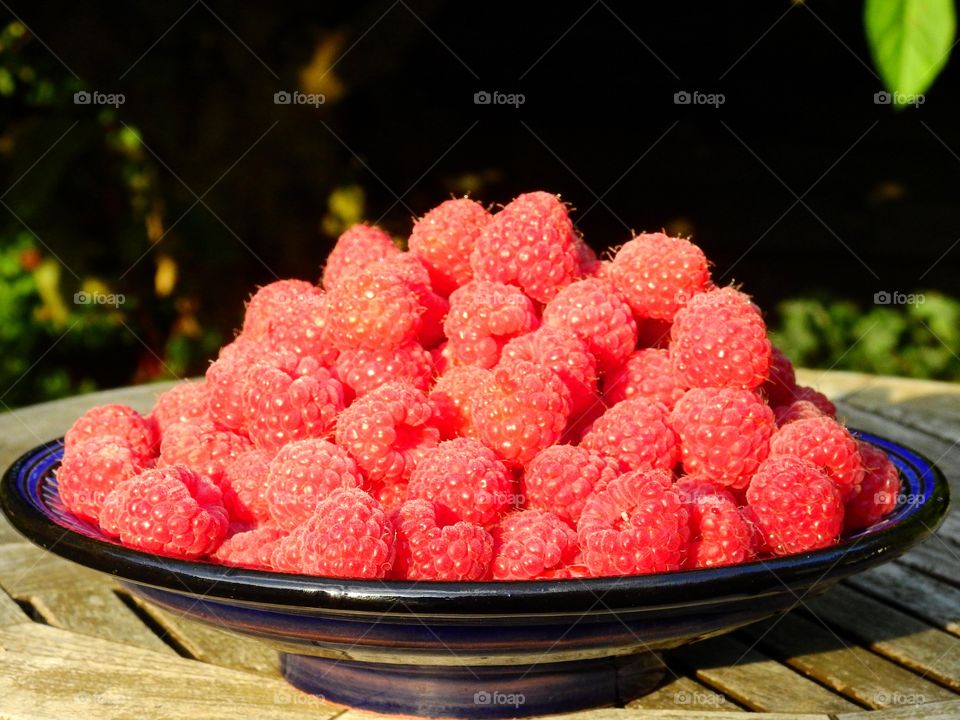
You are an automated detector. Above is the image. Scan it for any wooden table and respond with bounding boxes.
[0,370,958,719]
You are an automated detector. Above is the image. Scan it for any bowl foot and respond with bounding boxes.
[281,652,666,718]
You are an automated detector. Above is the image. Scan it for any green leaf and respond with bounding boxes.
[865,0,956,103]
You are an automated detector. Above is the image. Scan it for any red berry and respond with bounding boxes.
[580,397,679,474]
[391,499,493,580]
[322,224,398,290]
[774,399,826,427]
[151,381,210,433]
[205,337,261,432]
[522,445,620,524]
[220,449,274,525]
[602,348,686,410]
[240,280,337,365]
[429,365,492,439]
[326,265,423,351]
[444,280,539,369]
[335,342,434,398]
[769,417,865,501]
[790,385,837,417]
[845,441,900,531]
[64,404,159,462]
[676,477,755,568]
[409,198,492,296]
[58,437,146,523]
[212,525,285,570]
[492,510,579,580]
[159,419,253,485]
[762,346,797,407]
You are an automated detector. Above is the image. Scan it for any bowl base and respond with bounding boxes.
[281,651,666,718]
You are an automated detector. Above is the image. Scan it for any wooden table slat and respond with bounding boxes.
[0,586,28,628]
[626,675,743,713]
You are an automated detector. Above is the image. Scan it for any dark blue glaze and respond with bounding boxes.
[0,431,949,717]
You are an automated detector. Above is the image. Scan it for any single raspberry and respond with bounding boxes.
[240,280,337,365]
[100,466,228,559]
[409,198,492,296]
[542,278,637,374]
[212,525,285,570]
[159,419,254,486]
[444,280,539,368]
[492,510,579,580]
[471,191,582,303]
[790,385,837,418]
[762,347,797,407]
[746,455,844,555]
[151,381,210,433]
[580,397,679,473]
[669,388,775,490]
[500,326,598,414]
[321,224,399,290]
[429,365,492,439]
[636,318,673,349]
[243,353,345,451]
[522,445,620,525]
[391,499,493,580]
[774,400,827,427]
[57,437,147,523]
[676,477,755,568]
[378,254,450,348]
[265,438,364,530]
[326,265,423,351]
[408,438,513,527]
[769,417,865,501]
[577,469,690,576]
[609,232,711,321]
[335,342,434,398]
[471,360,571,466]
[845,441,900,531]
[335,381,440,483]
[669,287,772,390]
[64,404,159,461]
[219,449,274,525]
[205,337,262,432]
[602,348,686,410]
[273,488,394,578]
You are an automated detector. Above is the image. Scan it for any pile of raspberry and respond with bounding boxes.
[57,191,901,581]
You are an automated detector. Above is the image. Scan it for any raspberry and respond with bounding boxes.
[602,348,686,410]
[220,449,274,525]
[580,397,679,473]
[471,191,582,303]
[335,381,440,483]
[444,280,539,368]
[408,438,513,527]
[609,232,711,321]
[774,400,826,427]
[58,437,147,523]
[391,499,493,580]
[746,455,844,555]
[500,326,598,414]
[212,525,284,570]
[676,477,755,568]
[522,445,620,524]
[272,488,394,578]
[206,337,261,432]
[409,198,492,296]
[542,278,637,374]
[243,353,345,451]
[151,381,210,433]
[492,510,579,580]
[240,280,337,365]
[429,365,492,439]
[335,342,434,398]
[64,404,159,461]
[669,388,775,490]
[636,318,673,349]
[669,287,772,390]
[159,419,254,485]
[265,439,364,530]
[769,417,865,501]
[577,470,690,576]
[322,224,399,290]
[790,385,837,418]
[100,466,228,559]
[379,254,450,348]
[762,347,797,407]
[471,360,571,466]
[845,441,900,531]
[326,265,423,351]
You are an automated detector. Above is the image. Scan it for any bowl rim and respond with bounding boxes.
[0,430,950,616]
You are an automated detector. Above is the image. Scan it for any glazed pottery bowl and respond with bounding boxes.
[0,430,949,718]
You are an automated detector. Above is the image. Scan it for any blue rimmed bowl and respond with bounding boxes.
[0,430,950,718]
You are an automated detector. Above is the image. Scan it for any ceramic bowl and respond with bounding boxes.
[0,430,949,718]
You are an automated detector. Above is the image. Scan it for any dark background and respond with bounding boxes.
[1,1,958,404]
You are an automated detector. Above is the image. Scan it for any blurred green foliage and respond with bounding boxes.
[771,291,960,381]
